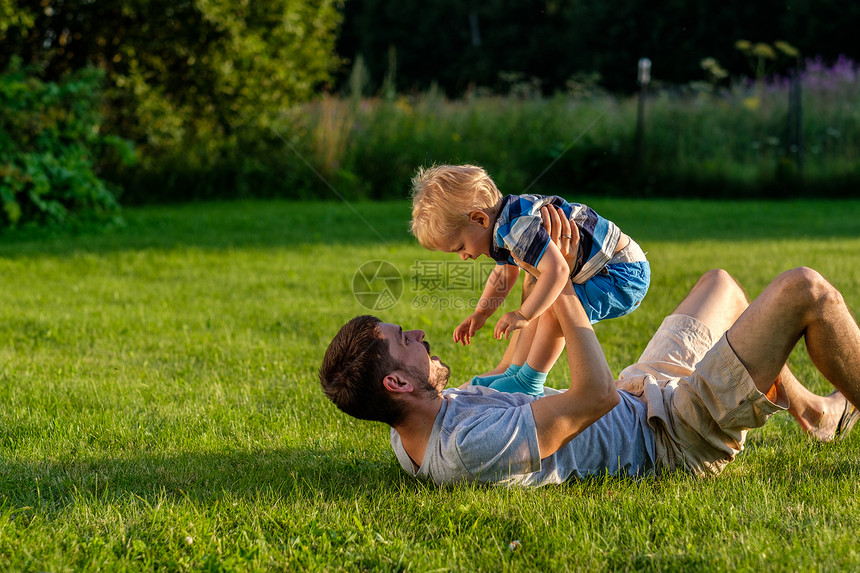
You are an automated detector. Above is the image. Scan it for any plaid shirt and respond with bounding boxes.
[489,194,621,283]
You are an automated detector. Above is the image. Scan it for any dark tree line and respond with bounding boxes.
[336,0,860,95]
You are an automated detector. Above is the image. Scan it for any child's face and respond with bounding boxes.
[440,211,494,261]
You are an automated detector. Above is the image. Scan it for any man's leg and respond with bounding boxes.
[726,267,860,414]
[670,269,748,333]
[777,367,849,440]
[675,269,848,440]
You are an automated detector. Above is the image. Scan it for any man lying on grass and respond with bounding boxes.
[319,208,860,485]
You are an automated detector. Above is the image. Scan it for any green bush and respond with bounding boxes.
[109,126,323,205]
[0,60,132,229]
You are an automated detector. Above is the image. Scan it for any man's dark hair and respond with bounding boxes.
[319,315,406,425]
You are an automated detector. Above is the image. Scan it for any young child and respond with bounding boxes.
[410,164,650,396]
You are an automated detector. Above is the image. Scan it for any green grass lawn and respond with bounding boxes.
[0,198,858,571]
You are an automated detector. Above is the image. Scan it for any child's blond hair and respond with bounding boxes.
[410,164,502,250]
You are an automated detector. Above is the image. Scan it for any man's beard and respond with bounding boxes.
[404,362,450,395]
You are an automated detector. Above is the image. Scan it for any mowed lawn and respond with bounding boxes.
[0,198,858,572]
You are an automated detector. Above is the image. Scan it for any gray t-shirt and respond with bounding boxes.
[390,386,656,486]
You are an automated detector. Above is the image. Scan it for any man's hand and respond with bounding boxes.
[494,310,531,340]
[540,205,580,269]
[453,312,488,345]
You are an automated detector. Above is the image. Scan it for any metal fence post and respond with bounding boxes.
[634,58,651,171]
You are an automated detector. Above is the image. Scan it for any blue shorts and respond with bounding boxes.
[573,260,651,324]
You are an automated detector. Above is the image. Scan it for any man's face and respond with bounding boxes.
[378,323,450,392]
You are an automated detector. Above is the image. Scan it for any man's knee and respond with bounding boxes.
[773,267,843,314]
[699,268,747,308]
[697,269,738,291]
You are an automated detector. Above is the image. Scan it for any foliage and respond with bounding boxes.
[112,54,858,203]
[0,199,859,570]
[4,1,856,208]
[0,59,130,229]
[640,54,860,196]
[0,0,32,35]
[4,2,857,208]
[337,0,860,96]
[735,40,801,82]
[0,0,344,151]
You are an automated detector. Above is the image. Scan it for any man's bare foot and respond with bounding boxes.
[834,393,859,439]
[801,391,855,442]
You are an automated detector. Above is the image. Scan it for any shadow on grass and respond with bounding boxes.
[0,446,405,511]
[0,201,414,258]
[2,438,857,513]
[1,198,859,258]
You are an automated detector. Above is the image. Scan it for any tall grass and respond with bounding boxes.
[641,59,860,195]
[290,55,860,201]
[112,56,859,204]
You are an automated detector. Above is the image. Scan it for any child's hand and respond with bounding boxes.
[453,313,487,345]
[494,311,531,340]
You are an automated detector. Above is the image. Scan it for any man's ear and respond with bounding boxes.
[383,373,413,394]
[469,210,490,228]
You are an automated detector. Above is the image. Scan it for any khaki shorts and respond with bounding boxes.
[617,314,788,476]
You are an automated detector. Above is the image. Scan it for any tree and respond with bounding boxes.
[0,0,345,146]
[335,0,860,96]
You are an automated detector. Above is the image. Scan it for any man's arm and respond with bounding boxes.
[494,237,570,340]
[520,242,569,319]
[528,211,619,458]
